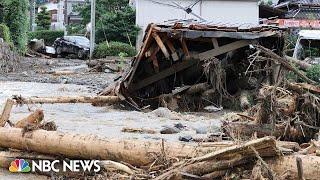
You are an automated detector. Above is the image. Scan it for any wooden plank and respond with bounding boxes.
[198,40,252,61]
[130,59,198,91]
[166,40,179,61]
[212,38,219,49]
[152,33,170,60]
[0,99,14,127]
[181,39,190,59]
[130,40,254,91]
[126,24,156,86]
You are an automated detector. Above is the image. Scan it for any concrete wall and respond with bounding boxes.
[135,0,259,48]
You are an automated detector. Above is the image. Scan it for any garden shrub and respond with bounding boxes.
[0,23,13,46]
[28,30,64,46]
[94,41,136,58]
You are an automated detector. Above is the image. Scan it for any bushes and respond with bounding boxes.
[5,0,29,53]
[306,65,320,83]
[28,30,64,46]
[0,23,12,45]
[94,41,137,58]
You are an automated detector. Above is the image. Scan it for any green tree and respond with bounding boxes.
[75,0,139,45]
[36,6,51,30]
[4,0,29,53]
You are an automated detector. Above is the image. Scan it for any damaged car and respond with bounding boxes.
[53,36,90,59]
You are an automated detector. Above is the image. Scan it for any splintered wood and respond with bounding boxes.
[155,137,277,179]
[0,99,14,127]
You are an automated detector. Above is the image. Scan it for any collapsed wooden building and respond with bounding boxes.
[102,21,286,110]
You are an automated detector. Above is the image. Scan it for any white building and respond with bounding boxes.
[37,0,87,31]
[134,0,260,47]
[38,0,65,30]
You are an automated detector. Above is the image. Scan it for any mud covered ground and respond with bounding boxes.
[0,57,118,93]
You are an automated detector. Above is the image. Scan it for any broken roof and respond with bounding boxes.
[276,0,320,8]
[156,20,285,40]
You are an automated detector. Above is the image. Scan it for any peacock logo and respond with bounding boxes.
[9,159,31,173]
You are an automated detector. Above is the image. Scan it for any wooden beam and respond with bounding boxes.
[0,99,14,127]
[130,59,198,91]
[126,24,156,86]
[166,40,179,61]
[198,40,252,61]
[181,39,190,59]
[130,40,254,91]
[152,33,170,60]
[212,38,219,49]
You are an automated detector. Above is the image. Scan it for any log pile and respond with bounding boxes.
[1,127,320,179]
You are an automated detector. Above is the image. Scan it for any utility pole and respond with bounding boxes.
[89,0,96,60]
[30,0,36,31]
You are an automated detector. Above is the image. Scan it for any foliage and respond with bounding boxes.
[0,1,5,23]
[283,34,298,56]
[4,0,29,53]
[66,24,86,35]
[28,30,64,46]
[94,41,137,58]
[36,6,51,30]
[259,0,273,6]
[306,65,320,83]
[75,0,139,44]
[0,23,13,45]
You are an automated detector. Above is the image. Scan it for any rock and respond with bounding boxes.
[195,126,208,134]
[150,107,181,120]
[160,126,180,134]
[174,123,186,130]
[179,135,193,142]
[204,106,223,112]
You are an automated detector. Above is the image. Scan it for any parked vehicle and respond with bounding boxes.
[293,30,320,65]
[53,36,90,59]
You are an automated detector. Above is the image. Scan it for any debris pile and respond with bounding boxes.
[223,45,320,143]
[0,22,320,179]
[100,22,286,111]
[0,42,20,73]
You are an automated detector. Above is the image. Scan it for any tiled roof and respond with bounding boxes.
[278,0,320,5]
[286,8,320,19]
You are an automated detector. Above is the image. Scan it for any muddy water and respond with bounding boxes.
[0,81,224,179]
[0,81,223,142]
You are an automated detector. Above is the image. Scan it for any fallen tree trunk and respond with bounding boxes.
[224,121,284,138]
[267,155,320,179]
[13,96,120,104]
[223,121,305,142]
[0,151,56,169]
[0,128,222,167]
[285,56,312,71]
[255,45,317,85]
[287,83,320,95]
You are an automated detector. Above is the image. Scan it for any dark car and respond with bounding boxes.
[53,36,90,59]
